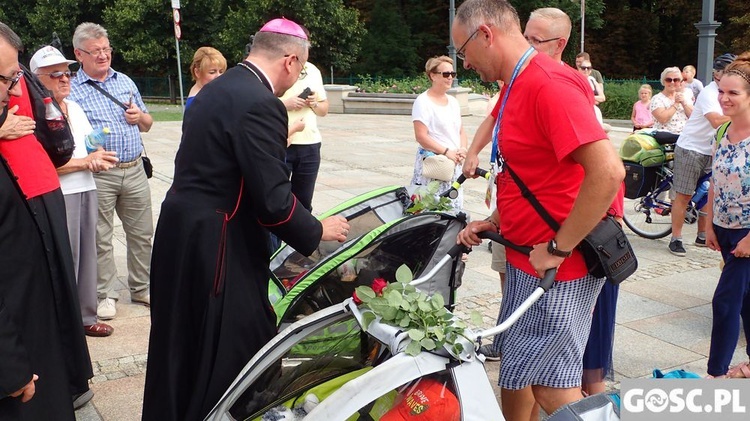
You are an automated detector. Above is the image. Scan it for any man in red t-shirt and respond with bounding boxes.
[454,1,624,419]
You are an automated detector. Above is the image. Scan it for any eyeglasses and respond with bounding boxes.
[284,54,307,80]
[78,47,113,57]
[578,66,592,71]
[525,36,560,46]
[0,70,23,92]
[38,71,76,79]
[456,28,480,61]
[664,77,683,83]
[433,71,457,78]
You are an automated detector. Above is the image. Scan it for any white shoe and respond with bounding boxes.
[97,298,117,320]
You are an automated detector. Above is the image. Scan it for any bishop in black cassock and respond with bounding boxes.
[141,18,349,421]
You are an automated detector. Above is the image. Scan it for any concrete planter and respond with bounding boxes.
[324,84,473,116]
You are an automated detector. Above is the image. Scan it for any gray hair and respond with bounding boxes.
[529,7,571,39]
[249,31,310,60]
[73,22,109,49]
[660,66,681,85]
[0,21,23,51]
[455,0,521,36]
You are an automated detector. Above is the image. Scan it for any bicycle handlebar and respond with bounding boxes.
[440,168,491,199]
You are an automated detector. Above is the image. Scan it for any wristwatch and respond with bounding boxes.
[547,239,572,258]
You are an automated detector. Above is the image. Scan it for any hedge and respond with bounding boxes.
[355,75,655,120]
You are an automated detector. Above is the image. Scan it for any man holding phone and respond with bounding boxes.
[69,22,154,321]
[279,53,328,211]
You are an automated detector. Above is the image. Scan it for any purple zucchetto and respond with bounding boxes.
[258,18,307,40]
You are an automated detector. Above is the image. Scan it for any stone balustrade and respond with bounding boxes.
[324,84,473,116]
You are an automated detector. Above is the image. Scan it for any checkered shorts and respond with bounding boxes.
[673,145,711,196]
[495,265,604,390]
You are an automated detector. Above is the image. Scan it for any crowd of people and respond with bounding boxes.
[2,0,750,419]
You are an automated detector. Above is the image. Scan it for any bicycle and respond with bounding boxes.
[623,145,711,239]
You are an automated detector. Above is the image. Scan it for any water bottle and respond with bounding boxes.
[84,127,111,153]
[43,97,66,132]
[692,179,710,207]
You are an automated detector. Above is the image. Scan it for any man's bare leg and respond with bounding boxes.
[501,387,537,421]
[533,385,584,416]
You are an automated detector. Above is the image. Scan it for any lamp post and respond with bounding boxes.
[580,0,585,53]
[695,0,720,85]
[448,0,458,87]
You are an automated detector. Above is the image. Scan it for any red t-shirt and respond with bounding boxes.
[0,77,60,199]
[491,54,608,280]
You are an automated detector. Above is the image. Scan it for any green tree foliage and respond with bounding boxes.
[216,0,365,72]
[102,0,173,75]
[350,0,421,77]
[4,0,750,83]
[4,0,363,78]
[725,0,750,53]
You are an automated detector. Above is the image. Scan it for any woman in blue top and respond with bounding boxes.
[186,47,226,110]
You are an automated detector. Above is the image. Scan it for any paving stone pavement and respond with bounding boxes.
[75,110,741,421]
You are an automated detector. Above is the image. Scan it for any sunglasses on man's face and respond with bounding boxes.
[434,71,457,78]
[579,66,592,71]
[38,71,76,79]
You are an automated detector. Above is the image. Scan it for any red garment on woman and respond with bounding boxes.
[0,77,59,199]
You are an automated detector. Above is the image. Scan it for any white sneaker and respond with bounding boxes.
[97,298,117,320]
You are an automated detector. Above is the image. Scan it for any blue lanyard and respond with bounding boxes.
[490,47,535,165]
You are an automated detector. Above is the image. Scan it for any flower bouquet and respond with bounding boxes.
[406,181,453,214]
[353,264,481,357]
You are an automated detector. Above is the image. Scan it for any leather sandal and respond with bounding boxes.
[84,322,114,337]
[728,361,750,379]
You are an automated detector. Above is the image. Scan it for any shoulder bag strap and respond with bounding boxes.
[85,80,128,111]
[503,161,561,232]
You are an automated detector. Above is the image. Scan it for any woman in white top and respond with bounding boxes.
[31,46,119,337]
[650,67,694,134]
[411,55,467,210]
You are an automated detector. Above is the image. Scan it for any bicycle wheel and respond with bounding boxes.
[623,196,673,239]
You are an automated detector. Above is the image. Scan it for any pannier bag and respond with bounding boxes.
[623,162,658,199]
[619,132,665,167]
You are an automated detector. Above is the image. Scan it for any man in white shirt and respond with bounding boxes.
[668,53,736,256]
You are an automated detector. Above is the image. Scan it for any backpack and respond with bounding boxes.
[21,63,75,167]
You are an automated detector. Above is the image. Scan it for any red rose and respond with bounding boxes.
[352,291,362,305]
[371,278,388,296]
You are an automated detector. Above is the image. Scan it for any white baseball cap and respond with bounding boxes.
[30,45,76,73]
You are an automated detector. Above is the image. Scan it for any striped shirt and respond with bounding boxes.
[69,68,149,162]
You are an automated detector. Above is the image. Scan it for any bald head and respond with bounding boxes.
[525,8,570,62]
[455,0,521,34]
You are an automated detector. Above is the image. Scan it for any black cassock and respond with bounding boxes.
[0,156,91,420]
[142,61,323,420]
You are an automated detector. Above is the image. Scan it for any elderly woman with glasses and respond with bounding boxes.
[650,66,694,135]
[411,55,468,211]
[31,46,119,339]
